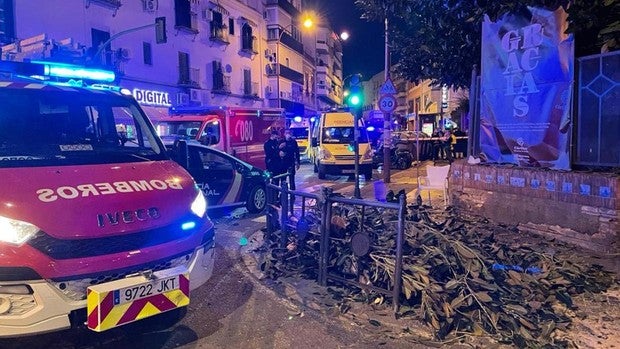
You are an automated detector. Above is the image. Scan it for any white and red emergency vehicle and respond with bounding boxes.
[155,106,286,170]
[0,61,215,336]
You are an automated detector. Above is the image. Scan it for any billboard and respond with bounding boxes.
[480,7,574,169]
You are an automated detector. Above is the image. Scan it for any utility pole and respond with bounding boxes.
[383,16,391,183]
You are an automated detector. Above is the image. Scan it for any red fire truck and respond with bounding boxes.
[155,107,286,170]
[0,61,215,336]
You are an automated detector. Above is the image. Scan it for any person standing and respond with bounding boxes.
[264,129,282,181]
[280,129,301,190]
[441,128,453,163]
[279,129,300,212]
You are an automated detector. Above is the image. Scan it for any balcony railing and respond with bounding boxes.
[178,67,200,88]
[213,75,231,94]
[241,36,258,54]
[210,23,229,44]
[242,81,259,96]
[87,0,121,9]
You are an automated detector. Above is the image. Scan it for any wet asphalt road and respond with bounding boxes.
[1,164,425,349]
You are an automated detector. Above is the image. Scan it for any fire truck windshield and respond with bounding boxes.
[156,121,203,141]
[0,88,166,168]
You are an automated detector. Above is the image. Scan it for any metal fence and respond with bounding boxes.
[575,51,620,167]
[265,177,407,313]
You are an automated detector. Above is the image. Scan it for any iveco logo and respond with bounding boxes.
[97,207,161,227]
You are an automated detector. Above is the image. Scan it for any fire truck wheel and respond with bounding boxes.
[246,185,267,213]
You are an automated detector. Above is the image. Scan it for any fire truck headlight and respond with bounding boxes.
[191,191,207,218]
[0,216,39,245]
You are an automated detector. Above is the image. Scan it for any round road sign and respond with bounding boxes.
[379,95,397,113]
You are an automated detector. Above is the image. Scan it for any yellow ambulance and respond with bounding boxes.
[310,111,373,180]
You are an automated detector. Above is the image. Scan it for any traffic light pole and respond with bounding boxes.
[91,18,166,64]
[354,109,361,199]
[383,16,391,183]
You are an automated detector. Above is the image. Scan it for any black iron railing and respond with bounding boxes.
[265,176,406,313]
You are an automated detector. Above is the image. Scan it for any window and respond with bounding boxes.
[267,28,278,40]
[241,24,254,52]
[91,29,111,65]
[321,127,368,144]
[210,11,228,42]
[229,18,235,35]
[285,58,290,67]
[200,121,221,145]
[0,0,15,45]
[0,89,165,168]
[195,148,234,171]
[143,42,152,65]
[243,69,252,95]
[212,60,224,90]
[178,51,190,84]
[174,0,192,29]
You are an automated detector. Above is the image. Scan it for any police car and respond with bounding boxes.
[183,143,268,213]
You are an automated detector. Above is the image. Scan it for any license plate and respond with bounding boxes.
[114,275,180,305]
[342,169,355,173]
[86,266,190,332]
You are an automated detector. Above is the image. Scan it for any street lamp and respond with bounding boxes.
[339,31,350,41]
[275,13,315,109]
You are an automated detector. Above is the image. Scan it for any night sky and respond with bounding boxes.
[305,0,384,80]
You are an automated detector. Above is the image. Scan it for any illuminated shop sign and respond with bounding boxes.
[132,88,172,107]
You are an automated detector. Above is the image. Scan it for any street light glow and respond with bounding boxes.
[340,31,350,41]
[303,18,314,29]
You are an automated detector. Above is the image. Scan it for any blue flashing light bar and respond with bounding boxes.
[366,126,375,132]
[30,60,115,82]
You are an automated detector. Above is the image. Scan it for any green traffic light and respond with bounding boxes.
[349,94,361,106]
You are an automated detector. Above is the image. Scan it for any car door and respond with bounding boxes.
[187,145,240,207]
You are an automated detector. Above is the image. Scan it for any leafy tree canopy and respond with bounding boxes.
[355,0,619,89]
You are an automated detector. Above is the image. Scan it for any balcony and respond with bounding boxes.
[178,68,200,88]
[213,75,231,94]
[242,81,259,97]
[240,36,258,55]
[316,41,328,54]
[279,32,304,55]
[279,65,304,85]
[265,0,300,17]
[316,65,328,75]
[210,24,229,44]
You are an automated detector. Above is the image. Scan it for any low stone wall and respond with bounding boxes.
[449,161,619,253]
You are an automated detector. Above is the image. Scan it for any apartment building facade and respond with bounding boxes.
[0,0,341,121]
[315,25,343,111]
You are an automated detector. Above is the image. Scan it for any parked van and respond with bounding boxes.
[156,107,285,170]
[310,111,373,180]
[287,117,311,162]
[0,61,215,336]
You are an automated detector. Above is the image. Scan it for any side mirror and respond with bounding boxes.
[311,137,318,147]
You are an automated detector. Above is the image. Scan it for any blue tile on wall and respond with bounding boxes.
[600,186,611,198]
[546,180,555,191]
[579,184,591,196]
[510,177,525,187]
[497,175,505,185]
[531,179,541,189]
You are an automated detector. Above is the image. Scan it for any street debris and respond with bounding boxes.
[257,195,617,348]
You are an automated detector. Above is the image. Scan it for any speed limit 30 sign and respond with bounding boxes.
[379,94,397,113]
